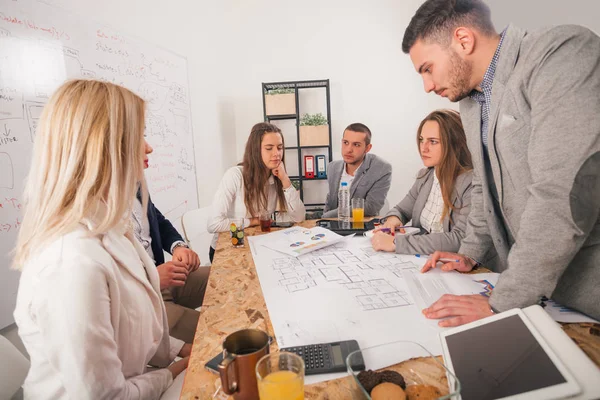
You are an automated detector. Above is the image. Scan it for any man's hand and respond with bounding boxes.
[421,251,476,273]
[167,357,189,379]
[272,162,292,189]
[156,261,189,290]
[422,294,494,327]
[373,216,405,234]
[371,232,396,252]
[178,343,192,358]
[173,246,200,272]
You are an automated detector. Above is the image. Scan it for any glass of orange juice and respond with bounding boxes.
[256,352,304,400]
[352,198,365,228]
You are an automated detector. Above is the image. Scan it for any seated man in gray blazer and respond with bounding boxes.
[322,123,392,218]
[403,0,600,325]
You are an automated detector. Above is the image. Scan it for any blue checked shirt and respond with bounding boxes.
[469,29,507,148]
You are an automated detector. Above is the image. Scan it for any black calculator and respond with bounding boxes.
[280,340,365,375]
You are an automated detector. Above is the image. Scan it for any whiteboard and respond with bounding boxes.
[0,0,199,329]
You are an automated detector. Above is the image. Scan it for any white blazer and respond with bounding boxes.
[14,219,185,400]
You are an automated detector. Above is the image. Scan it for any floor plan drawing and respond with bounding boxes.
[269,243,422,311]
[248,234,504,386]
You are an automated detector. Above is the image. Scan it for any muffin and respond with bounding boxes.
[371,382,407,400]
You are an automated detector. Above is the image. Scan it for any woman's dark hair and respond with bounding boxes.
[416,109,472,221]
[241,122,287,217]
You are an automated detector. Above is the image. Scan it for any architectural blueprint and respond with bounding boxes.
[249,235,501,384]
[270,241,419,311]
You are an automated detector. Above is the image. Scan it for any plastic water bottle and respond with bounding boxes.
[338,182,351,222]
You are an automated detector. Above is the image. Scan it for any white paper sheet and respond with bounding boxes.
[258,226,349,257]
[541,299,600,324]
[248,236,509,384]
[403,269,500,309]
[444,272,500,298]
[249,236,464,383]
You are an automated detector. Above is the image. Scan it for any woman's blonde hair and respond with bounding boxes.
[13,79,147,269]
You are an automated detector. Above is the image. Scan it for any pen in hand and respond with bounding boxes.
[379,226,410,233]
[415,254,460,263]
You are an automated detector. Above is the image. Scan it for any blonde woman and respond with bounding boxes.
[13,80,189,399]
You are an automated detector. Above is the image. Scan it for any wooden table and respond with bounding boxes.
[179,221,600,399]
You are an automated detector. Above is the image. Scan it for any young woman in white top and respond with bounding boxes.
[13,80,189,399]
[371,109,474,254]
[208,122,305,255]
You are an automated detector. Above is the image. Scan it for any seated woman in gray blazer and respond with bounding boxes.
[371,109,473,254]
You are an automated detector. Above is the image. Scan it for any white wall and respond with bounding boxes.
[490,0,599,34]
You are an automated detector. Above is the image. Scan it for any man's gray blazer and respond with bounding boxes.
[322,153,392,218]
[458,24,600,319]
[385,168,473,254]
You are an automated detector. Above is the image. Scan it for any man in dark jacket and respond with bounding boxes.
[133,141,210,343]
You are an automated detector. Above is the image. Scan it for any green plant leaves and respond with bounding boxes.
[299,113,328,126]
[265,88,295,95]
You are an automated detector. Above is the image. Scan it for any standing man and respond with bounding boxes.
[323,123,392,218]
[133,140,211,343]
[403,0,600,325]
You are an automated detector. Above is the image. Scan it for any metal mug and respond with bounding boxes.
[218,329,270,400]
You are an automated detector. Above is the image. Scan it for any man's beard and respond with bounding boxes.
[346,154,365,166]
[447,49,473,102]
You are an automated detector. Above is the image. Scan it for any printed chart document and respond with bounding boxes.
[258,226,348,257]
[404,270,500,310]
[541,299,600,324]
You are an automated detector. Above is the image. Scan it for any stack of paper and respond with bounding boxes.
[258,226,350,257]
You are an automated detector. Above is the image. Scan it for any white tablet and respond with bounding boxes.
[439,308,581,400]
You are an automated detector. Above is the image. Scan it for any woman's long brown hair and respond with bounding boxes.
[241,122,288,217]
[417,109,473,222]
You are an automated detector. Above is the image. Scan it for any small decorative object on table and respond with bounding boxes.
[230,219,245,247]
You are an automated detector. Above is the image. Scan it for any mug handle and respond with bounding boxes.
[218,353,238,395]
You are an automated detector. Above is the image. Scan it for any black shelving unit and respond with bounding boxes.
[262,79,333,210]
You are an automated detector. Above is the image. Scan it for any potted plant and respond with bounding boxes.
[299,113,329,146]
[264,88,296,116]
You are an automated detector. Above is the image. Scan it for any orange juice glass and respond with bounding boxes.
[352,220,365,230]
[256,352,304,400]
[352,198,365,222]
